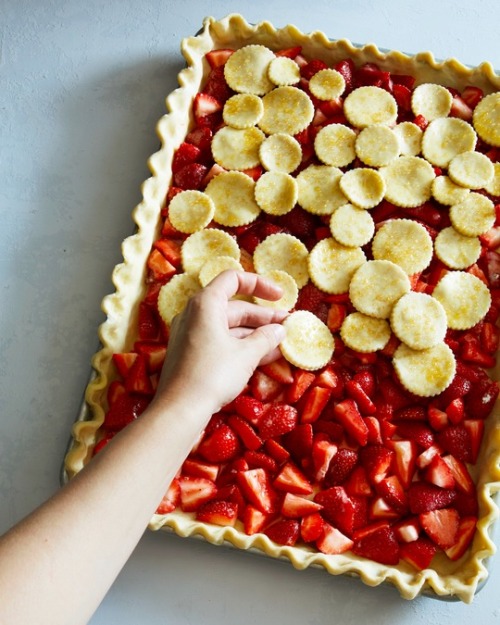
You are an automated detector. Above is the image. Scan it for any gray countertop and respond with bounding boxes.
[1,1,499,622]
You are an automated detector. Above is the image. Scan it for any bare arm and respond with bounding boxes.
[0,271,287,625]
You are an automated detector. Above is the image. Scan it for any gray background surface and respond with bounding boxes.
[1,1,499,622]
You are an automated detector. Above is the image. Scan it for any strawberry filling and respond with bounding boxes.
[98,46,500,571]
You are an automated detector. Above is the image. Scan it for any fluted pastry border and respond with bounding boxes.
[63,13,500,603]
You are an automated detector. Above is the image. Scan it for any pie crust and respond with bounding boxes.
[63,14,500,603]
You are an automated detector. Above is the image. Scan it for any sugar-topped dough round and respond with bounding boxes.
[157,273,201,326]
[314,124,357,168]
[222,93,264,129]
[434,226,481,269]
[308,68,345,100]
[254,171,298,215]
[344,86,398,128]
[211,126,265,171]
[253,233,309,288]
[205,171,261,227]
[259,133,302,173]
[448,151,495,189]
[393,122,423,156]
[181,228,240,275]
[411,83,453,121]
[381,156,435,207]
[349,259,411,319]
[449,192,495,237]
[473,92,500,147]
[355,125,400,167]
[308,237,366,294]
[339,168,386,209]
[340,312,391,353]
[372,218,433,275]
[258,86,315,136]
[422,117,477,168]
[297,164,347,215]
[268,56,301,86]
[432,175,470,206]
[393,342,456,397]
[329,203,375,248]
[224,44,276,95]
[168,190,215,233]
[198,256,244,288]
[390,292,447,350]
[485,162,500,197]
[253,269,298,311]
[432,270,492,330]
[280,310,335,371]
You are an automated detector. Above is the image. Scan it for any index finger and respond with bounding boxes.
[206,270,284,302]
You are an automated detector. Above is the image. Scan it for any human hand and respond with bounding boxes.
[152,271,288,416]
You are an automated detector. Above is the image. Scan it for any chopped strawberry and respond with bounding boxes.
[461,85,484,109]
[249,370,283,402]
[281,492,323,518]
[301,385,332,423]
[227,415,263,451]
[311,438,338,481]
[274,462,313,495]
[178,476,217,512]
[333,399,369,446]
[295,282,327,317]
[442,455,475,495]
[396,421,435,449]
[316,523,354,555]
[393,516,421,543]
[423,454,456,490]
[300,58,328,80]
[334,58,356,92]
[286,369,316,404]
[282,423,314,461]
[243,504,271,535]
[444,516,477,561]
[436,425,472,463]
[315,486,357,536]
[275,46,302,58]
[258,403,298,439]
[450,96,473,121]
[264,519,300,546]
[244,450,278,473]
[125,354,154,395]
[464,376,499,419]
[237,468,277,514]
[324,448,358,486]
[352,523,400,565]
[112,352,138,378]
[360,444,394,485]
[400,537,438,570]
[156,478,181,514]
[172,141,202,173]
[153,237,183,267]
[344,466,373,497]
[201,66,234,103]
[185,125,213,154]
[300,512,325,543]
[233,394,265,426]
[260,357,294,384]
[146,249,177,282]
[463,419,485,464]
[408,482,457,514]
[345,379,376,415]
[376,475,408,514]
[196,500,238,526]
[420,507,459,550]
[392,83,412,111]
[205,48,234,68]
[198,424,240,463]
[134,341,167,374]
[173,162,209,190]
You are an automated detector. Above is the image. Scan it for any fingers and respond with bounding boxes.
[206,270,284,302]
[240,323,287,366]
[226,298,288,329]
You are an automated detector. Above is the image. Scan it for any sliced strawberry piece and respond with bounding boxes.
[237,468,277,514]
[233,394,265,426]
[275,205,319,240]
[442,454,475,495]
[134,341,167,374]
[153,237,183,267]
[393,516,421,543]
[376,475,408,514]
[315,486,356,536]
[344,466,373,497]
[300,58,328,80]
[334,58,356,92]
[311,438,338,481]
[420,507,459,550]
[112,352,138,378]
[185,125,213,154]
[450,96,473,121]
[396,421,435,449]
[369,497,401,521]
[352,523,400,565]
[408,482,457,514]
[264,519,300,546]
[242,504,271,535]
[436,425,472,463]
[205,48,234,68]
[282,423,314,461]
[156,478,181,514]
[400,537,438,570]
[182,458,220,482]
[300,512,324,543]
[201,66,234,103]
[444,516,477,561]
[316,523,354,555]
[104,389,150,431]
[281,492,323,518]
[461,85,484,109]
[424,454,456,490]
[173,162,209,190]
[136,301,160,340]
[92,432,115,456]
[345,379,376,415]
[249,370,283,402]
[463,419,485,464]
[286,369,316,404]
[365,416,383,444]
[275,46,302,58]
[193,91,222,119]
[146,248,177,282]
[480,321,500,354]
[301,385,332,423]
[244,450,278,473]
[124,354,154,395]
[392,83,412,112]
[196,500,238,526]
[227,415,263,451]
[258,355,293,383]
[427,406,450,432]
[464,376,499,420]
[198,424,240,463]
[258,403,298,439]
[274,462,313,495]
[324,447,358,486]
[360,444,394,485]
[333,399,369,446]
[178,476,217,512]
[264,438,290,464]
[172,141,202,173]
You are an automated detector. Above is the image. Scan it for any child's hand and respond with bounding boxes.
[153,271,288,415]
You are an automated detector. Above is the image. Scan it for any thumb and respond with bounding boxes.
[241,323,286,366]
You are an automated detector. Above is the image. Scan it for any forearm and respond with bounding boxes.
[0,390,213,625]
